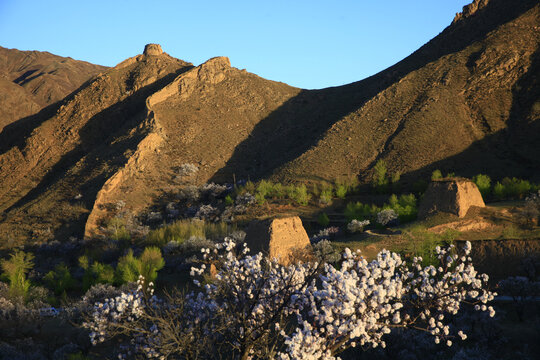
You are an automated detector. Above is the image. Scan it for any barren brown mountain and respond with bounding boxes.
[0,46,107,131]
[0,0,538,244]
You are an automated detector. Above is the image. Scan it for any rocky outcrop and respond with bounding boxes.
[144,44,163,56]
[453,0,490,23]
[244,216,311,265]
[418,179,486,219]
[147,56,230,107]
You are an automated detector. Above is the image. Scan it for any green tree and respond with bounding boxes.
[473,174,491,199]
[431,169,443,181]
[139,247,165,285]
[1,250,34,301]
[372,160,388,191]
[317,212,330,227]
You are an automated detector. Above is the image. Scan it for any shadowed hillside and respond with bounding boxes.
[0,0,538,244]
[0,46,107,131]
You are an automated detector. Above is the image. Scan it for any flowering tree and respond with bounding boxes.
[84,240,495,359]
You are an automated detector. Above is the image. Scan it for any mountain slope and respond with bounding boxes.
[0,0,538,244]
[267,0,539,183]
[0,46,107,131]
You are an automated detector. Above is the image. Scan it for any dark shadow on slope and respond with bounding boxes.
[3,67,191,218]
[0,76,98,153]
[210,0,537,184]
[399,48,540,185]
[209,86,365,183]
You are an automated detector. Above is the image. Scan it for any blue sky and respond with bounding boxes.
[0,0,471,89]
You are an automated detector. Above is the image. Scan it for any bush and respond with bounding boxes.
[79,256,115,291]
[317,212,330,227]
[145,219,233,247]
[334,182,348,199]
[289,184,311,206]
[1,250,34,301]
[319,188,333,205]
[472,174,491,198]
[107,217,131,242]
[43,263,77,296]
[431,169,443,181]
[139,247,165,286]
[344,201,376,222]
[502,177,532,199]
[84,239,496,360]
[389,193,418,223]
[493,181,504,200]
[404,226,460,266]
[116,250,140,284]
[372,159,389,192]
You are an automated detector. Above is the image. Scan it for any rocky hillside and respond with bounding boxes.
[0,46,107,131]
[269,0,539,184]
[0,0,538,244]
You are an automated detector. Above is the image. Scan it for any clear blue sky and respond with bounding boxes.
[0,0,471,89]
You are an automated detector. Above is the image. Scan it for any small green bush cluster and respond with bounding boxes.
[344,194,418,224]
[107,217,131,242]
[0,250,34,301]
[387,193,418,223]
[344,202,378,222]
[371,160,400,193]
[493,177,535,200]
[236,180,312,206]
[317,212,330,227]
[404,226,460,266]
[79,247,165,290]
[431,170,443,181]
[43,263,77,297]
[145,219,233,247]
[472,174,491,198]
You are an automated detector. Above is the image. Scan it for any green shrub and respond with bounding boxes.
[446,172,455,178]
[372,160,389,192]
[224,195,234,206]
[116,249,141,284]
[344,202,377,221]
[43,263,77,296]
[145,219,232,247]
[431,170,443,181]
[107,217,131,242]
[502,177,531,199]
[405,227,459,266]
[255,192,267,205]
[382,194,417,223]
[473,174,491,198]
[319,188,333,205]
[1,250,34,301]
[272,183,286,199]
[390,172,401,192]
[79,255,115,291]
[493,181,505,200]
[256,180,274,202]
[91,262,115,285]
[290,184,311,206]
[334,183,348,199]
[391,172,401,184]
[318,212,330,227]
[236,180,256,196]
[139,247,165,284]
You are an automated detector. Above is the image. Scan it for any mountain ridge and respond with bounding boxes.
[0,0,538,244]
